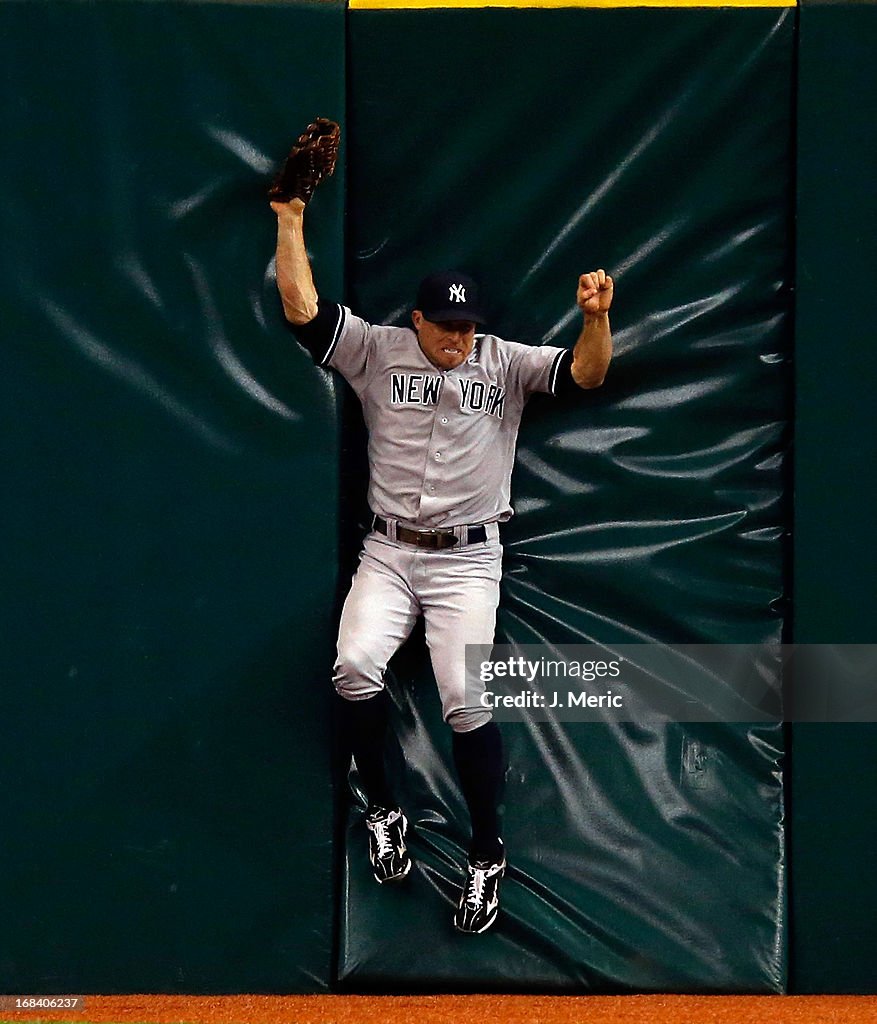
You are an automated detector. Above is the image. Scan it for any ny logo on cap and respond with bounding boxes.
[449,284,466,303]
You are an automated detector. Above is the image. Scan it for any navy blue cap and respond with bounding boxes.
[415,270,486,325]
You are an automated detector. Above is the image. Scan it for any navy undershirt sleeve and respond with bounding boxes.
[286,299,341,365]
[551,349,580,399]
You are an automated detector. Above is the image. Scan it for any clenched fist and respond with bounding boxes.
[577,270,614,316]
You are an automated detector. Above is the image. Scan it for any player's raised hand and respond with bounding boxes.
[577,270,614,316]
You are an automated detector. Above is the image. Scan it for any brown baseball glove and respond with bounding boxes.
[268,118,340,205]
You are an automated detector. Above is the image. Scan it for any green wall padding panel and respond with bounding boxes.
[791,0,877,995]
[0,0,345,993]
[340,7,792,992]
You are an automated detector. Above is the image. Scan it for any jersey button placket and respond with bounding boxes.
[420,374,456,518]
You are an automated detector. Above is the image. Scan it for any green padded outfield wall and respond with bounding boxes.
[14,0,863,997]
[340,5,792,992]
[0,0,345,992]
[791,0,877,995]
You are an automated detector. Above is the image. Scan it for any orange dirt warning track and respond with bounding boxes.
[3,994,877,1024]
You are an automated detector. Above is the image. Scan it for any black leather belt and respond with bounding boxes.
[373,515,487,550]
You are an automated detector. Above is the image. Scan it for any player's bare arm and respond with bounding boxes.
[571,270,614,389]
[268,118,340,325]
[271,198,319,325]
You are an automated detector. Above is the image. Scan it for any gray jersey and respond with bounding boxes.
[321,305,567,528]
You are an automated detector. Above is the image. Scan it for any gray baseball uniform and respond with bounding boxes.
[309,304,567,733]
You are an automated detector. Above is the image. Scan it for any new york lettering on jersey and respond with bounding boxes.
[390,373,443,407]
[390,372,505,419]
[458,378,505,419]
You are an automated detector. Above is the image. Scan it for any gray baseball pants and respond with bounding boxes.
[333,526,502,733]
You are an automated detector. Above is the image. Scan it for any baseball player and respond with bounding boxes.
[268,121,613,934]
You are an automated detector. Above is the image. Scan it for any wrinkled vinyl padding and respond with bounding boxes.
[340,8,791,992]
[0,0,345,993]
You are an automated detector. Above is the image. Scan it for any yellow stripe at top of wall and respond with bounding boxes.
[350,0,796,9]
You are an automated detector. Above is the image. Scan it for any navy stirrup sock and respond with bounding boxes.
[334,691,395,810]
[452,721,505,863]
